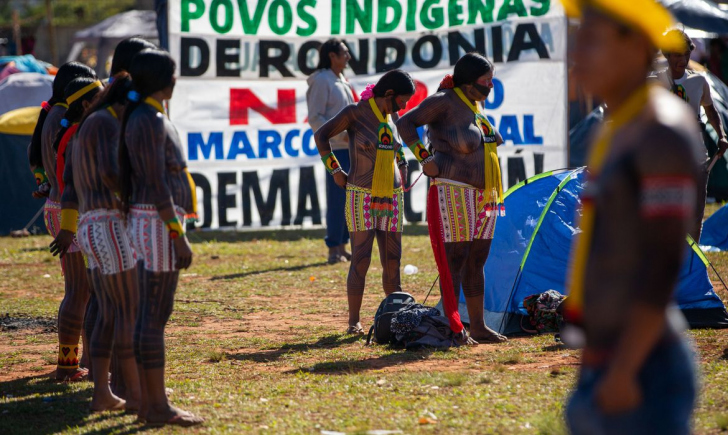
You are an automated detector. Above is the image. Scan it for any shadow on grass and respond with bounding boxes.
[19,246,50,253]
[0,374,152,435]
[282,348,443,375]
[210,261,329,281]
[186,228,327,243]
[185,224,430,245]
[542,343,568,352]
[225,334,361,363]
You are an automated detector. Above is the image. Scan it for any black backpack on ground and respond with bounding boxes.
[366,292,416,345]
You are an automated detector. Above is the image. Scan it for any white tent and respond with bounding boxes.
[0,73,53,116]
[66,10,159,78]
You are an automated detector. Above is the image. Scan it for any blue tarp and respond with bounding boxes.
[0,133,46,235]
[0,55,49,75]
[660,0,728,35]
[701,203,728,250]
[454,168,728,334]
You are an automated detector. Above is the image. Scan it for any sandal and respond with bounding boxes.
[346,324,365,335]
[338,245,352,261]
[56,367,89,382]
[328,253,344,264]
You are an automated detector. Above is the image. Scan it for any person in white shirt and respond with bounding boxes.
[306,39,357,264]
[651,29,728,240]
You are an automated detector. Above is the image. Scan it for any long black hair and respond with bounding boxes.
[453,52,493,87]
[316,38,345,70]
[110,37,157,75]
[79,72,132,127]
[28,62,95,167]
[372,69,415,97]
[52,77,103,153]
[118,49,176,212]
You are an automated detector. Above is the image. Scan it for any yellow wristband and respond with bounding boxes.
[60,209,79,234]
[164,218,185,239]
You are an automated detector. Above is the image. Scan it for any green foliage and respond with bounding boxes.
[0,0,137,27]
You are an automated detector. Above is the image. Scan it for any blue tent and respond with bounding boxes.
[660,0,728,34]
[701,203,728,250]
[453,168,728,335]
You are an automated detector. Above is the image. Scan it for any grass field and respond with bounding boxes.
[1,206,728,434]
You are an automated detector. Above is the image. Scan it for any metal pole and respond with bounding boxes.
[45,0,58,66]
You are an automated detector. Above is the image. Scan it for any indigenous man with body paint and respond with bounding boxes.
[396,53,507,345]
[29,62,97,382]
[314,69,414,335]
[649,28,728,241]
[51,36,157,401]
[561,1,701,433]
[118,49,203,427]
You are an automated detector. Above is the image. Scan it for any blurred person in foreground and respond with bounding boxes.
[651,29,728,241]
[560,0,701,433]
[307,39,357,264]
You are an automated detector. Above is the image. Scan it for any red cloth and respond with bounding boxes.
[439,74,455,90]
[56,124,79,195]
[427,184,464,334]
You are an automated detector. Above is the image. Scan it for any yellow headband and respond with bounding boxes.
[560,0,685,52]
[66,81,103,106]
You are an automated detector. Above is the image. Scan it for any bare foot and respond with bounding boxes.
[90,394,125,413]
[124,398,141,413]
[469,325,508,343]
[454,331,478,346]
[145,405,204,427]
[55,367,88,382]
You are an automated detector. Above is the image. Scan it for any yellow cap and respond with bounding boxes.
[560,0,685,52]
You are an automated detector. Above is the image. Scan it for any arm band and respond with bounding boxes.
[321,152,343,175]
[407,140,434,165]
[60,209,79,234]
[396,147,407,167]
[33,168,48,186]
[165,217,185,239]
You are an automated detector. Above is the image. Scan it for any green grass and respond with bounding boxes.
[0,216,727,434]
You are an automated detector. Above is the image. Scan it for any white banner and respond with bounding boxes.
[168,0,567,229]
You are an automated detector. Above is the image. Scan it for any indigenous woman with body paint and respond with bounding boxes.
[51,36,158,399]
[54,74,143,412]
[314,69,414,335]
[118,49,203,427]
[102,37,158,398]
[397,53,507,344]
[31,62,97,381]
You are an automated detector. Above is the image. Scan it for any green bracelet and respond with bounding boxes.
[407,140,434,165]
[321,152,343,175]
[33,167,48,186]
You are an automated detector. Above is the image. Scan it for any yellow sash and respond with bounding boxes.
[563,84,651,323]
[368,98,396,218]
[453,87,504,218]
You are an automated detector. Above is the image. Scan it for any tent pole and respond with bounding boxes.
[422,275,439,306]
[23,205,44,232]
[707,256,728,294]
[688,235,728,297]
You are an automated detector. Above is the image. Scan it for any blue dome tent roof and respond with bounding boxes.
[450,168,728,335]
